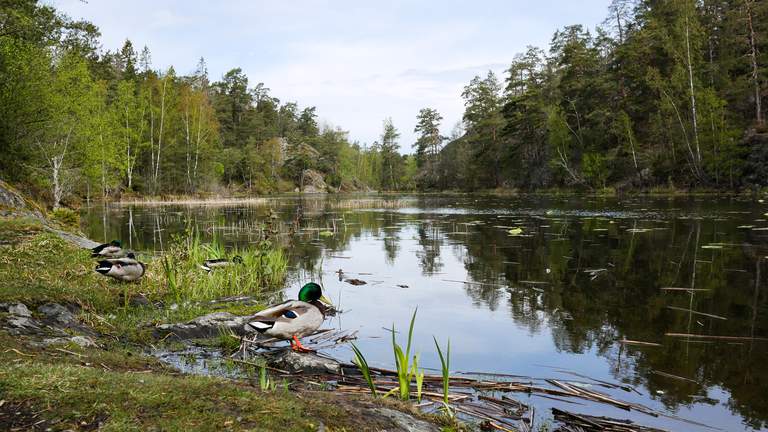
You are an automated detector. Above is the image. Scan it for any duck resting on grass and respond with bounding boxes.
[95,253,146,282]
[91,240,126,258]
[246,282,332,352]
[200,255,243,272]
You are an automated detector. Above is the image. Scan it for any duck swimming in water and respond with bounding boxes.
[246,282,332,352]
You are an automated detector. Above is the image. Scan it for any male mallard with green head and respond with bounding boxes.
[246,282,332,352]
[91,240,126,258]
[95,253,146,282]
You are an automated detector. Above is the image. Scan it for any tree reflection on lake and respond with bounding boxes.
[82,195,768,431]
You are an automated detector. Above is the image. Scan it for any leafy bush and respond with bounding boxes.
[51,208,79,228]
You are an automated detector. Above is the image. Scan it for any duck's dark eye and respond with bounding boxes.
[282,310,298,319]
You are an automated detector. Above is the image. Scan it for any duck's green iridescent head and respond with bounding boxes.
[110,240,122,247]
[298,282,332,305]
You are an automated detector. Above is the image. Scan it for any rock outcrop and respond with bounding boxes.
[300,169,329,193]
[154,311,254,339]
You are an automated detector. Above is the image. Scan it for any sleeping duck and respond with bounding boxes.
[200,255,243,272]
[245,282,332,352]
[91,240,126,258]
[95,253,146,282]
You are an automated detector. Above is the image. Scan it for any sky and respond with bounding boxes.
[51,0,611,150]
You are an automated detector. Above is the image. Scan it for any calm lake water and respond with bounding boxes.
[81,195,768,431]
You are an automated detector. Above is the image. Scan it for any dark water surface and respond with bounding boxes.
[81,195,768,431]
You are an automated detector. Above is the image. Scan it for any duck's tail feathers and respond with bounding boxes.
[246,320,274,333]
[95,261,113,274]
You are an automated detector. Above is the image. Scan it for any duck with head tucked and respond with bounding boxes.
[95,252,146,282]
[200,255,243,273]
[91,240,126,258]
[246,282,332,352]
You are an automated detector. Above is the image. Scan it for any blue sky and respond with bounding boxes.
[52,0,610,150]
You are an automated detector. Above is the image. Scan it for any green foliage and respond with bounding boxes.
[388,308,422,401]
[50,208,79,228]
[433,336,452,416]
[350,342,377,397]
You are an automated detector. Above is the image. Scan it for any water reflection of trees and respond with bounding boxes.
[84,201,768,428]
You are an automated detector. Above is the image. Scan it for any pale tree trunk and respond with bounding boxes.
[154,76,168,192]
[661,88,700,179]
[99,129,107,200]
[149,86,155,193]
[685,15,701,164]
[184,99,191,192]
[125,110,133,189]
[193,106,203,189]
[745,0,763,126]
[51,153,64,210]
[41,127,73,210]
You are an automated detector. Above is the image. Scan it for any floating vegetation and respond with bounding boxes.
[319,230,334,237]
[507,227,523,236]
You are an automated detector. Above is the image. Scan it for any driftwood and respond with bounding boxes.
[665,332,768,342]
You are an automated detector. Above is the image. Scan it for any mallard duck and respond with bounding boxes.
[200,255,243,272]
[246,282,332,352]
[95,254,146,282]
[91,240,126,258]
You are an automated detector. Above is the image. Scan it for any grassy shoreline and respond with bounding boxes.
[0,215,448,431]
[82,187,768,207]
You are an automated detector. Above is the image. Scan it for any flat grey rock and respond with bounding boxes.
[2,302,32,317]
[155,312,253,339]
[38,303,76,326]
[264,350,341,374]
[369,408,441,432]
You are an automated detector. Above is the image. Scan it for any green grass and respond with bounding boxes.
[0,215,445,431]
[158,233,288,302]
[433,336,452,417]
[388,309,423,401]
[351,342,377,397]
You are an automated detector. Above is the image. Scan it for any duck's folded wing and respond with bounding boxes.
[247,302,311,332]
[251,300,296,319]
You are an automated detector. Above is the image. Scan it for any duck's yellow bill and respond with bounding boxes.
[319,294,333,306]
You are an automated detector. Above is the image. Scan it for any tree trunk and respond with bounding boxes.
[51,153,64,210]
[745,0,763,126]
[184,100,191,192]
[685,15,702,165]
[155,76,168,192]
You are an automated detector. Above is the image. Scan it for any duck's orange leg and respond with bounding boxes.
[291,335,313,353]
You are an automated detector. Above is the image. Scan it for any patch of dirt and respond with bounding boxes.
[0,400,56,431]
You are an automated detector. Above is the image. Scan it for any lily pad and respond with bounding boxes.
[319,230,334,237]
[508,227,523,236]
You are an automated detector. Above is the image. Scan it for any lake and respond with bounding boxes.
[81,194,768,431]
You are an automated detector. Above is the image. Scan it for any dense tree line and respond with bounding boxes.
[4,0,767,207]
[0,1,415,209]
[416,0,768,191]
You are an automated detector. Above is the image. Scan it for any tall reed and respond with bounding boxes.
[148,232,288,302]
[434,336,452,416]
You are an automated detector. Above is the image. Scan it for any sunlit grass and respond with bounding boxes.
[150,233,288,302]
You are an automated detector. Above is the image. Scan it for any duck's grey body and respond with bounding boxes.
[201,256,243,272]
[246,300,324,340]
[95,256,145,282]
[91,241,126,258]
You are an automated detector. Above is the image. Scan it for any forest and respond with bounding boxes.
[1,0,767,209]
